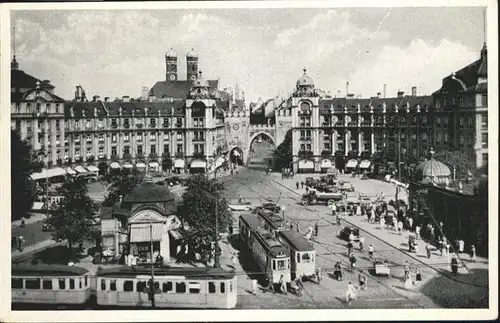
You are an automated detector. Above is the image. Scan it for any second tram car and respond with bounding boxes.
[11,264,92,309]
[96,266,237,309]
[277,230,316,279]
[239,213,291,284]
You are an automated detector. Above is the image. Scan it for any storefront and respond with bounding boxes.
[174,159,185,173]
[190,159,207,174]
[359,160,371,172]
[345,159,358,173]
[298,160,315,173]
[135,162,147,172]
[320,159,333,173]
[123,162,133,170]
[148,161,159,172]
[109,162,121,171]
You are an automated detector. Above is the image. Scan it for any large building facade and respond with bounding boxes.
[11,50,230,173]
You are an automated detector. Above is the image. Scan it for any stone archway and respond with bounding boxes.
[247,132,276,167]
[229,147,244,165]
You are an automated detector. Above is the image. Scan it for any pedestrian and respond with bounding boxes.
[279,275,287,294]
[404,272,413,290]
[345,282,357,305]
[296,222,300,233]
[451,256,459,275]
[305,186,309,193]
[18,236,24,252]
[415,225,421,240]
[414,243,419,255]
[356,205,361,216]
[425,243,432,259]
[408,217,414,232]
[290,222,294,230]
[445,241,450,256]
[368,244,374,260]
[300,181,304,189]
[334,262,343,281]
[358,237,365,252]
[266,278,275,293]
[349,253,357,268]
[458,239,465,254]
[20,216,26,228]
[358,270,367,290]
[230,169,234,176]
[398,220,403,235]
[348,232,355,243]
[404,261,410,278]
[470,245,476,262]
[314,222,319,237]
[296,182,300,190]
[251,279,258,295]
[347,241,354,255]
[315,267,322,285]
[415,267,422,284]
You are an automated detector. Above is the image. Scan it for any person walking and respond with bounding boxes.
[251,279,258,295]
[315,267,322,285]
[451,256,459,275]
[470,245,476,262]
[445,241,451,256]
[296,182,300,190]
[358,237,365,252]
[290,222,294,230]
[404,261,410,278]
[368,244,374,260]
[349,253,357,268]
[415,225,421,240]
[296,222,300,233]
[279,275,287,294]
[334,261,343,281]
[404,272,413,290]
[347,241,354,255]
[20,216,26,228]
[300,181,304,189]
[18,236,24,252]
[425,243,432,259]
[408,217,414,232]
[458,239,465,254]
[314,222,319,237]
[415,267,422,285]
[358,270,367,290]
[345,282,357,305]
[398,220,403,235]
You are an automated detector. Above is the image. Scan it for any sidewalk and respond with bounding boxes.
[12,213,47,229]
[11,239,60,259]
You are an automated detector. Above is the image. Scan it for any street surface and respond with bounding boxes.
[220,167,489,309]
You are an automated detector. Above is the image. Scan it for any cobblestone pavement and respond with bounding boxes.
[220,168,489,308]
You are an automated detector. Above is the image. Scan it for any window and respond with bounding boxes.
[137,281,147,292]
[111,118,117,127]
[481,94,487,106]
[12,278,23,289]
[151,145,157,155]
[79,278,83,289]
[481,113,488,129]
[137,133,143,141]
[443,116,449,125]
[302,253,311,263]
[482,153,488,164]
[150,132,156,141]
[176,118,183,127]
[324,143,331,151]
[25,278,41,290]
[86,134,92,142]
[459,117,464,126]
[163,144,170,155]
[137,145,143,155]
[163,117,170,127]
[177,144,183,153]
[444,132,449,143]
[68,278,74,290]
[164,132,170,141]
[110,280,117,291]
[209,282,216,293]
[296,253,301,263]
[150,117,156,127]
[176,282,186,293]
[300,130,305,138]
[111,147,117,156]
[59,278,66,290]
[189,282,201,294]
[124,118,130,128]
[277,259,287,269]
[460,135,465,145]
[177,132,183,140]
[482,134,488,148]
[459,97,464,107]
[306,144,311,151]
[162,282,173,293]
[229,282,233,292]
[111,133,117,142]
[42,280,53,290]
[220,282,226,294]
[124,280,134,292]
[436,117,441,125]
[306,130,311,138]
[300,144,305,151]
[124,147,130,155]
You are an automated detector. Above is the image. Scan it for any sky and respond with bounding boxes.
[10,7,486,103]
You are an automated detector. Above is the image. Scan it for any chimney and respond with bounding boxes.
[397,90,405,98]
[122,96,130,102]
[411,86,417,96]
[346,81,350,97]
[377,92,381,98]
[383,84,387,99]
[92,95,99,102]
[43,79,51,84]
[104,97,110,102]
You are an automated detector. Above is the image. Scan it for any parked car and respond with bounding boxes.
[339,226,360,241]
[253,203,281,214]
[373,258,391,276]
[42,223,53,232]
[305,177,316,187]
[338,182,355,192]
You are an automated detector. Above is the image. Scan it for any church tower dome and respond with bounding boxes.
[186,48,199,81]
[165,48,178,81]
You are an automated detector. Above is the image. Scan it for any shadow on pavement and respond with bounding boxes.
[419,268,489,308]
[31,245,87,265]
[228,234,266,284]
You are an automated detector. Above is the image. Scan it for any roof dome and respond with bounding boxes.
[123,183,176,204]
[414,150,451,185]
[296,68,314,87]
[186,48,198,58]
[165,48,177,57]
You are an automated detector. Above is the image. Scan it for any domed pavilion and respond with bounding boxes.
[99,181,182,264]
[414,149,452,186]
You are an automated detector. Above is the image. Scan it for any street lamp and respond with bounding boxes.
[38,150,50,219]
[213,152,221,268]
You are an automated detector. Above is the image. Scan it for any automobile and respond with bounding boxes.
[373,258,391,276]
[305,177,316,187]
[253,203,281,214]
[338,182,355,192]
[41,223,53,232]
[339,226,360,241]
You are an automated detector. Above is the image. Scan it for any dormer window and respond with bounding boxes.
[36,104,41,114]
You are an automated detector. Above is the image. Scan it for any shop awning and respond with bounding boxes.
[73,166,88,174]
[66,168,77,175]
[136,162,146,169]
[30,167,67,180]
[359,160,371,169]
[321,159,332,168]
[148,161,159,168]
[32,202,44,211]
[87,165,99,173]
[130,223,164,243]
[190,159,207,169]
[174,159,185,168]
[110,162,121,169]
[298,160,314,169]
[214,157,225,168]
[170,230,183,240]
[346,159,358,168]
[123,163,133,169]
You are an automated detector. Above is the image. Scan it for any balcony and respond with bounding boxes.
[150,124,157,128]
[123,124,130,129]
[322,123,331,127]
[162,123,170,128]
[176,123,184,128]
[360,121,371,127]
[86,138,92,143]
[298,150,314,159]
[111,124,118,129]
[136,124,143,129]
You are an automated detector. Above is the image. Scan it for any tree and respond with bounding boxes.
[45,178,99,257]
[11,129,43,221]
[102,168,143,206]
[434,150,475,180]
[98,161,108,176]
[273,129,292,171]
[176,175,232,265]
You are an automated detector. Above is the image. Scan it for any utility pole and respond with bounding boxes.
[214,157,220,268]
[149,221,156,308]
[396,131,401,202]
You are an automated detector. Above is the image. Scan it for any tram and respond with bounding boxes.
[96,266,237,309]
[239,213,291,284]
[256,207,317,280]
[11,264,93,309]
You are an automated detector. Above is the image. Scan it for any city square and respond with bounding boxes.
[4,3,496,319]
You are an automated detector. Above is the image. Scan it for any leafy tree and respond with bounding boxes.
[45,178,99,257]
[102,168,143,206]
[176,175,231,265]
[434,150,475,180]
[98,162,108,176]
[273,129,292,170]
[11,129,43,221]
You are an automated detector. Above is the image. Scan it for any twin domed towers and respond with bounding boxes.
[165,48,199,82]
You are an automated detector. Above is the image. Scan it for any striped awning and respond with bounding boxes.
[30,168,67,180]
[110,162,121,169]
[174,159,185,168]
[74,166,88,174]
[346,159,358,168]
[321,159,332,168]
[130,223,164,243]
[87,165,99,172]
[136,162,146,169]
[359,160,371,169]
[298,160,314,169]
[66,168,77,175]
[190,159,207,169]
[123,163,133,169]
